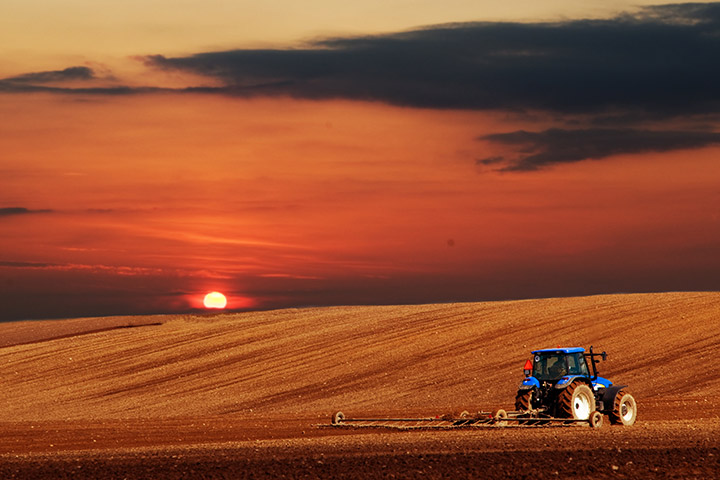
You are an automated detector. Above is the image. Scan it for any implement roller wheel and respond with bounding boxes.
[590,411,604,428]
[609,391,637,426]
[493,409,508,426]
[332,411,345,425]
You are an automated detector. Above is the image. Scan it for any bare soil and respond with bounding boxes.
[1,292,719,478]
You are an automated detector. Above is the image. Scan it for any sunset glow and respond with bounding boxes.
[1,1,719,321]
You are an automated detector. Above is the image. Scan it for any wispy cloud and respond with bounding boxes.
[0,207,53,217]
[0,260,164,276]
[0,80,150,95]
[3,66,95,84]
[0,260,58,268]
[478,128,720,171]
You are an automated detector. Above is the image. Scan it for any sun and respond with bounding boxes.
[203,291,227,309]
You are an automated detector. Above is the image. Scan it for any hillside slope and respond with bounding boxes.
[2,292,719,421]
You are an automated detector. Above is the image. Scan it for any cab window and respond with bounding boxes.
[532,354,568,380]
[567,353,589,375]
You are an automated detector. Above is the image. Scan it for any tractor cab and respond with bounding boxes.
[531,349,590,381]
[521,347,612,391]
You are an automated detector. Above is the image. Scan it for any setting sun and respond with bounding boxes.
[203,292,227,309]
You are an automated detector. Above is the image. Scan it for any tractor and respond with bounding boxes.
[515,346,637,426]
[329,346,637,429]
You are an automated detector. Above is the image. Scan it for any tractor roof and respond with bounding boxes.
[531,347,585,354]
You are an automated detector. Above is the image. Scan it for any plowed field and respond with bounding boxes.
[1,292,719,478]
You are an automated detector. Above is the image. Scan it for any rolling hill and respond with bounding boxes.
[2,292,719,422]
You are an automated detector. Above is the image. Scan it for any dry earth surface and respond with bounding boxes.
[1,292,719,478]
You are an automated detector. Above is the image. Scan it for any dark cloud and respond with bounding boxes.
[0,207,53,217]
[145,3,720,116]
[478,128,720,171]
[1,3,717,173]
[2,3,718,118]
[3,66,95,84]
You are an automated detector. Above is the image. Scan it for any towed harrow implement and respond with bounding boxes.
[329,409,605,429]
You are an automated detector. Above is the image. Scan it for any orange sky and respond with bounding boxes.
[2,92,719,319]
[1,2,719,320]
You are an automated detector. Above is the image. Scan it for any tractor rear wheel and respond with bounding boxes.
[609,391,637,426]
[515,389,537,425]
[558,382,595,420]
[515,389,533,412]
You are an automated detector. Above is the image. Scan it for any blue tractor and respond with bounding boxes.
[515,346,637,426]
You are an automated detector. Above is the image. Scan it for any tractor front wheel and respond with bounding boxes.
[558,382,595,420]
[609,391,637,426]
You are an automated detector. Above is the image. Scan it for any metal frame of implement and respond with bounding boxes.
[329,409,605,429]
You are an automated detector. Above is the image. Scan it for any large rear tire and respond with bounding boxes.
[515,389,537,425]
[609,391,637,426]
[558,382,595,420]
[515,389,533,412]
